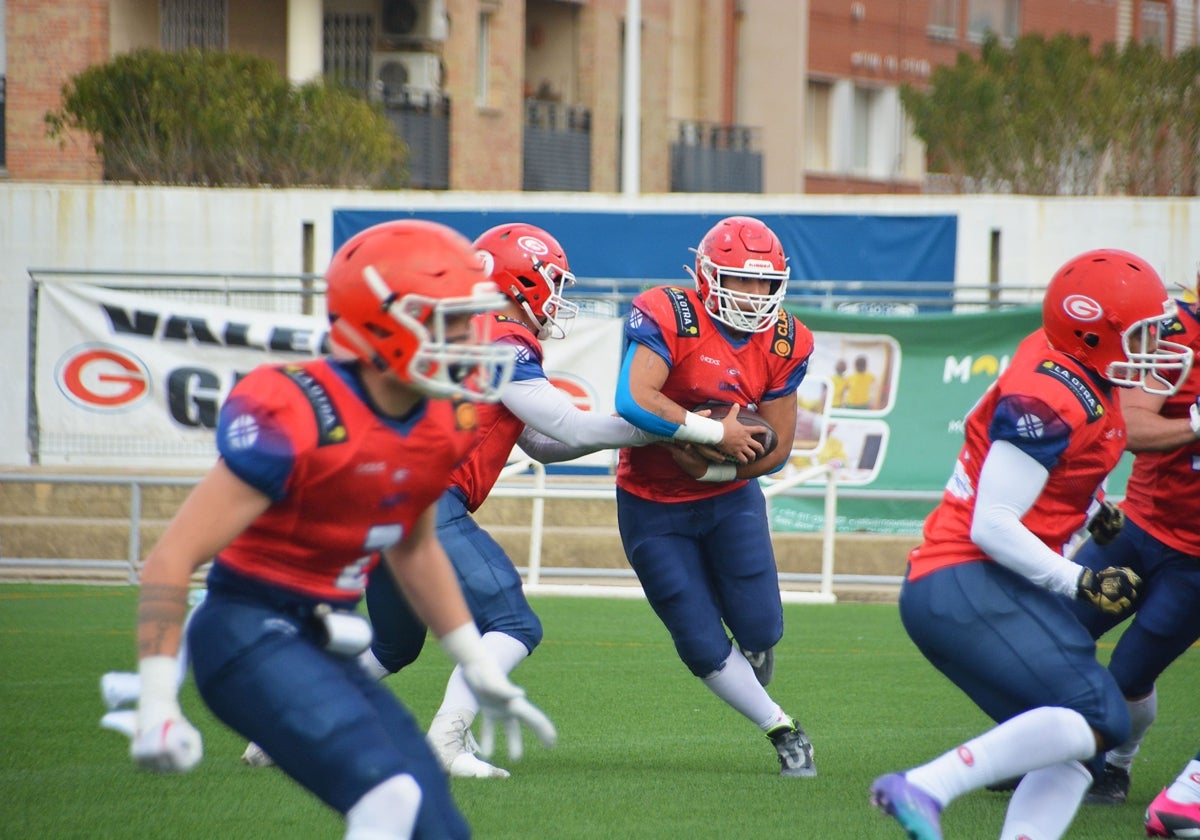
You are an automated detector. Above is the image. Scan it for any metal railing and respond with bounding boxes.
[0,465,932,601]
[28,268,1048,315]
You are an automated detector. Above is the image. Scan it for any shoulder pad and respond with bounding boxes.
[661,287,702,338]
[277,364,348,445]
[769,309,797,358]
[1033,360,1106,424]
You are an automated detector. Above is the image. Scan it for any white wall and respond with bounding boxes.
[1,182,1196,466]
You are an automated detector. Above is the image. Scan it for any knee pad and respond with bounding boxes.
[345,773,422,840]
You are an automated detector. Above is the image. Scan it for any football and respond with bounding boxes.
[692,401,779,459]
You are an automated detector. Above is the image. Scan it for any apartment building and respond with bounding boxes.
[1,0,1196,193]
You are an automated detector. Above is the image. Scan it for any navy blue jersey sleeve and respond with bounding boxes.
[988,393,1072,471]
[217,388,299,502]
[498,333,547,383]
[624,303,673,369]
[763,356,810,403]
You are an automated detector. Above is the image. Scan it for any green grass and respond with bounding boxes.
[2,585,1197,839]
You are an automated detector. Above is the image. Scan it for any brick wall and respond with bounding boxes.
[7,0,108,180]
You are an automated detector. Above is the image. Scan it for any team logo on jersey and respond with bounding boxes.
[771,309,795,358]
[1162,313,1186,337]
[224,413,260,450]
[454,400,478,431]
[1035,360,1104,423]
[279,365,348,445]
[664,287,700,337]
[1015,413,1045,439]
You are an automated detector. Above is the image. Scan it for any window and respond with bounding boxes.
[161,0,227,51]
[851,86,878,173]
[806,80,831,171]
[476,11,492,107]
[928,0,958,40]
[967,0,1019,43]
[1141,2,1169,51]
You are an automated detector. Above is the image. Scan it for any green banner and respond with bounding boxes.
[767,305,1135,535]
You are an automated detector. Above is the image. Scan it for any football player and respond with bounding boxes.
[1063,270,1200,805]
[128,220,555,840]
[870,249,1193,840]
[611,215,818,777]
[356,222,660,778]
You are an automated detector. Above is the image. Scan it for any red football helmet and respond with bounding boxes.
[688,216,790,333]
[325,219,516,402]
[474,223,578,340]
[1042,249,1192,395]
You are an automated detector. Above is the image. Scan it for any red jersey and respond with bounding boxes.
[1123,300,1200,555]
[908,329,1127,580]
[452,314,544,512]
[214,358,477,601]
[617,286,813,502]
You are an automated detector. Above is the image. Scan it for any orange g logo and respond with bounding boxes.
[55,344,151,411]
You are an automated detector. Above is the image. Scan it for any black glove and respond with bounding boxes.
[1087,501,1125,546]
[1077,566,1141,615]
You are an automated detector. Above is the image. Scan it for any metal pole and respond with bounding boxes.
[621,0,641,197]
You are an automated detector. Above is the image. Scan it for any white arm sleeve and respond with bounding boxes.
[517,428,600,464]
[969,439,1083,597]
[503,377,663,450]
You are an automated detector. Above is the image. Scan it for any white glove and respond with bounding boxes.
[130,656,203,772]
[131,713,204,772]
[1189,398,1200,437]
[439,624,557,761]
[461,656,557,761]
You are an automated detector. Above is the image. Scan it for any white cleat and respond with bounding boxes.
[241,741,276,767]
[427,711,510,779]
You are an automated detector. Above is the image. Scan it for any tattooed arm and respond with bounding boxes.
[130,461,271,772]
[137,460,272,659]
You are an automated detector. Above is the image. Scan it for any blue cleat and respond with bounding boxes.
[871,773,944,840]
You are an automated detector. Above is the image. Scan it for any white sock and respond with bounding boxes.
[357,648,391,681]
[345,773,422,840]
[435,631,530,720]
[1167,760,1200,804]
[906,707,1096,807]
[1000,761,1091,840]
[1106,687,1156,771]
[700,649,788,730]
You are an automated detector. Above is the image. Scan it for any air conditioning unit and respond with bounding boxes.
[371,51,442,98]
[380,0,447,43]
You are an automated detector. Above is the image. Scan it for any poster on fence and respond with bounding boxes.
[31,280,624,471]
[33,282,1133,534]
[767,305,1135,535]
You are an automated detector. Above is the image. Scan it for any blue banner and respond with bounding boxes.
[332,209,957,301]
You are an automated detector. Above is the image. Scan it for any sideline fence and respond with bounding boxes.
[0,464,927,603]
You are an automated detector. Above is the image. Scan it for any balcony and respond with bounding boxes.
[381,89,450,190]
[523,100,591,192]
[670,121,763,193]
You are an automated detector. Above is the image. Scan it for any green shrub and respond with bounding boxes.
[45,49,408,188]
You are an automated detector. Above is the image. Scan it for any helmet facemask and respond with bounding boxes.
[523,257,579,340]
[352,266,516,402]
[690,254,789,334]
[1108,302,1192,396]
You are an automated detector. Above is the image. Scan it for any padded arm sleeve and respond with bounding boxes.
[614,342,683,437]
[969,439,1083,597]
[502,377,661,449]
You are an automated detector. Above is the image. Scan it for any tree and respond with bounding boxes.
[45,49,408,188]
[901,34,1200,196]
